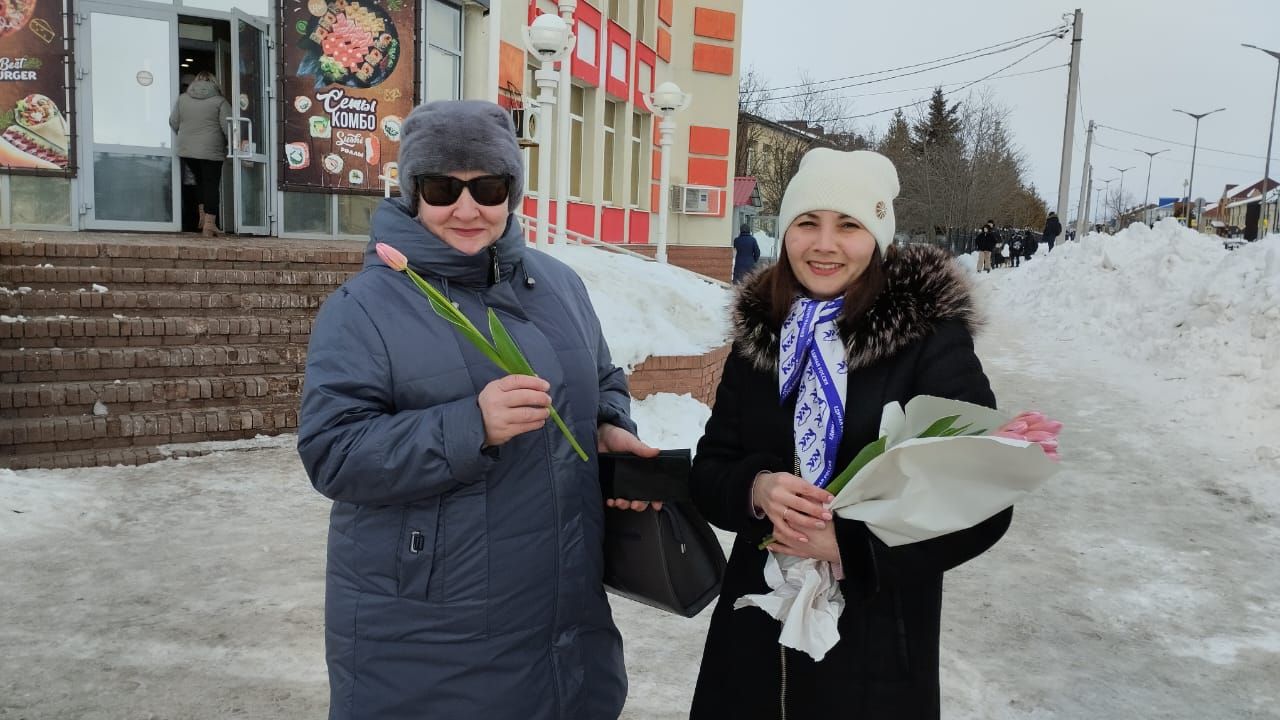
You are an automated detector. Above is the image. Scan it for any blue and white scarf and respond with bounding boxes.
[779,297,848,489]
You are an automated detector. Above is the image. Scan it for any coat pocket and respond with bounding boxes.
[396,499,441,600]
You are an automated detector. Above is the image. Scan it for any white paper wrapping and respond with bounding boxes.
[736,396,1060,660]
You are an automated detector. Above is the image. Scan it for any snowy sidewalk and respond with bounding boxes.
[2,313,1278,719]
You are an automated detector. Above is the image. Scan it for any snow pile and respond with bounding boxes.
[969,218,1280,458]
[630,392,712,453]
[548,244,732,370]
[976,219,1279,387]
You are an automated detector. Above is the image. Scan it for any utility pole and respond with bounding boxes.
[1100,178,1114,228]
[1075,119,1094,239]
[1173,106,1227,229]
[1057,9,1084,221]
[1242,44,1280,239]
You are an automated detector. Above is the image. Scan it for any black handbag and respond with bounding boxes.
[598,450,727,618]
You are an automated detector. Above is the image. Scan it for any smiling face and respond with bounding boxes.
[415,170,510,255]
[783,210,878,300]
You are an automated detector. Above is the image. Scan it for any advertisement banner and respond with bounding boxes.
[0,0,72,174]
[279,0,415,193]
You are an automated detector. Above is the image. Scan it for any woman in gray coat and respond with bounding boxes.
[169,71,230,237]
[298,99,656,719]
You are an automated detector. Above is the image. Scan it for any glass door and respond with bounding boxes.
[228,10,272,234]
[80,6,179,231]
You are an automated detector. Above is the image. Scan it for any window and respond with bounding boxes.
[569,85,585,199]
[426,0,462,102]
[636,0,650,44]
[603,101,620,203]
[630,112,648,208]
[610,42,628,82]
[608,0,628,26]
[576,22,597,65]
[524,65,540,195]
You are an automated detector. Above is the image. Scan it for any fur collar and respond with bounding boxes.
[731,245,982,373]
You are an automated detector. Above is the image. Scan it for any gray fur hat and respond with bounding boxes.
[397,99,524,210]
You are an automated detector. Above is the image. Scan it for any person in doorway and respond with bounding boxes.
[974,220,997,272]
[169,70,230,237]
[1042,211,1062,253]
[297,99,657,720]
[687,148,1011,719]
[733,223,762,282]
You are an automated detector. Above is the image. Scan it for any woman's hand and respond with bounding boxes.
[600,423,663,512]
[478,374,551,448]
[753,471,834,549]
[768,522,841,563]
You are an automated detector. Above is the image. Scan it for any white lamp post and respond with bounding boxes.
[1173,106,1226,229]
[1110,165,1133,226]
[642,81,691,264]
[524,13,574,251]
[1136,148,1168,224]
[553,0,578,246]
[1242,44,1280,239]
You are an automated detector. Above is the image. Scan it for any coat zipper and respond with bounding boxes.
[777,453,801,719]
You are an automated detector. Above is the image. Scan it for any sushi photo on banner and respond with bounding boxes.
[279,0,415,193]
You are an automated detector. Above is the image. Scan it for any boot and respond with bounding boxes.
[202,212,222,238]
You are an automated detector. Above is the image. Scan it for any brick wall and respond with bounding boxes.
[626,344,731,406]
[616,245,733,283]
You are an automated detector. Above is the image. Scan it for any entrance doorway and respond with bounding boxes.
[76,3,273,235]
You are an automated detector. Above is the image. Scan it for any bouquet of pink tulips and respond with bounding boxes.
[738,395,1064,661]
[375,242,588,461]
[759,402,1062,549]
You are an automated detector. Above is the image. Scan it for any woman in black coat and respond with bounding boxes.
[689,148,1011,720]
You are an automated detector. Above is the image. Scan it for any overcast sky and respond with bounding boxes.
[740,0,1280,221]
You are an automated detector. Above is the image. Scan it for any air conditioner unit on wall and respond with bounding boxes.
[670,184,718,215]
[512,101,541,147]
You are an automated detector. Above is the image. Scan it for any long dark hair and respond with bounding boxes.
[766,238,893,329]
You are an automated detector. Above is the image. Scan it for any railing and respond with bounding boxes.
[514,212,732,289]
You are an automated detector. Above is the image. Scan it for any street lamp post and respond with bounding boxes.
[642,81,691,264]
[1110,166,1134,226]
[524,13,575,251]
[1242,43,1280,239]
[1173,106,1226,230]
[1136,148,1169,224]
[1099,178,1114,227]
[553,0,578,246]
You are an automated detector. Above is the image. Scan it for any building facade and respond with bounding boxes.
[0,0,742,247]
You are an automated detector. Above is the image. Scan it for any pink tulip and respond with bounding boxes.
[376,242,409,272]
[994,411,1063,461]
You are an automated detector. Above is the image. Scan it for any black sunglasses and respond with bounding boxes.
[417,174,512,207]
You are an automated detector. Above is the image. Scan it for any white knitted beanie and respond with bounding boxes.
[777,148,900,253]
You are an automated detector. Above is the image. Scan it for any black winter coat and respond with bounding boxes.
[1042,216,1062,240]
[689,246,1012,720]
[974,229,997,252]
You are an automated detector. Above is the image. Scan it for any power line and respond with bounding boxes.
[752,32,1067,105]
[1096,123,1280,163]
[752,64,1067,108]
[1092,140,1261,175]
[743,23,1069,96]
[808,37,1062,124]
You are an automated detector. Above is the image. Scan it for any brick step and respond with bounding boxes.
[1,374,302,418]
[1,289,332,317]
[2,445,216,470]
[0,404,298,460]
[0,315,313,350]
[0,264,355,293]
[0,240,364,271]
[0,344,307,384]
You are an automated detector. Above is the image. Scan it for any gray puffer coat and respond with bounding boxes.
[169,79,231,161]
[298,197,634,719]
